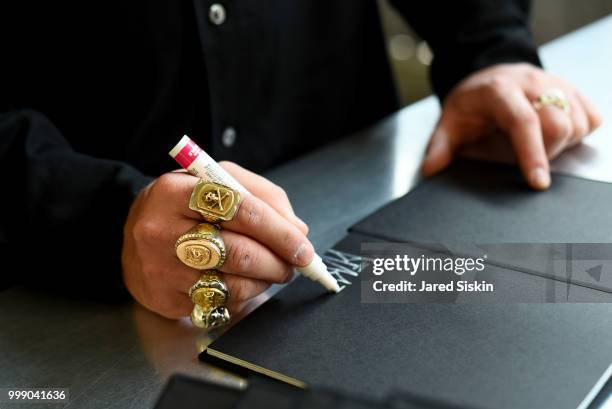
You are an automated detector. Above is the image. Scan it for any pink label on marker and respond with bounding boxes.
[173,138,203,168]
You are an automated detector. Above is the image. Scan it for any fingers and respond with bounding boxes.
[535,105,572,157]
[146,259,271,319]
[575,91,603,131]
[566,95,589,146]
[158,221,296,284]
[150,172,202,220]
[156,164,309,236]
[491,88,551,190]
[219,161,309,235]
[133,215,196,252]
[139,235,278,319]
[222,194,315,267]
[154,292,194,320]
[220,230,295,283]
[153,277,270,320]
[170,261,270,305]
[421,120,456,177]
[534,90,595,157]
[151,173,314,269]
[126,255,199,319]
[422,106,486,177]
[222,274,271,307]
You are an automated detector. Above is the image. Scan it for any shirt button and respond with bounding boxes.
[221,127,237,148]
[208,4,226,25]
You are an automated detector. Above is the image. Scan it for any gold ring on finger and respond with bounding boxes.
[175,223,226,270]
[189,180,241,224]
[533,88,570,114]
[188,270,230,306]
[188,271,231,329]
[191,304,231,329]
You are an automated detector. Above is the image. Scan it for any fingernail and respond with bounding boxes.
[294,242,314,267]
[529,167,551,190]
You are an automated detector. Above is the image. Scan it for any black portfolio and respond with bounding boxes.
[204,161,612,409]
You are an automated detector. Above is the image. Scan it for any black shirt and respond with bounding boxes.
[0,0,541,297]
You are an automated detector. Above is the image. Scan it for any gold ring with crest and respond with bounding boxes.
[188,270,230,306]
[175,223,226,270]
[189,180,241,224]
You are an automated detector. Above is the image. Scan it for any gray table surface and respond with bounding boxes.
[1,16,611,409]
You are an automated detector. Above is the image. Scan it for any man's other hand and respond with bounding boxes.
[422,63,602,189]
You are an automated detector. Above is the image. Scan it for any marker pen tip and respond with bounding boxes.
[299,253,340,293]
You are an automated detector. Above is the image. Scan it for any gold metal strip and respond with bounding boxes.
[206,348,308,389]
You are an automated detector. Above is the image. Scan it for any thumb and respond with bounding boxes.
[421,117,457,177]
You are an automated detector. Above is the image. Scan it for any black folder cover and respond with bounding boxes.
[351,160,612,291]
[353,160,612,243]
[206,161,612,409]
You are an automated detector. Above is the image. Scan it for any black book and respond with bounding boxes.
[205,161,612,409]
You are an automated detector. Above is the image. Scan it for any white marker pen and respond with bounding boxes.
[169,135,340,293]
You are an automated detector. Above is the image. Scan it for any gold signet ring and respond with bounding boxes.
[189,180,241,224]
[188,270,230,305]
[175,223,226,270]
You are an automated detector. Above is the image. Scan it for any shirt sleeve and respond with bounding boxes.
[389,0,542,101]
[0,109,153,300]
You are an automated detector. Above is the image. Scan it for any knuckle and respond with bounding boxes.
[592,112,603,129]
[269,264,294,284]
[511,109,539,128]
[150,296,181,319]
[219,160,238,171]
[281,231,307,265]
[158,310,183,320]
[237,197,266,228]
[518,62,535,71]
[228,280,250,302]
[163,298,192,319]
[282,229,301,252]
[522,64,540,82]
[152,173,190,199]
[154,173,176,193]
[574,119,589,138]
[484,75,511,97]
[544,117,570,140]
[140,261,163,281]
[229,279,269,302]
[228,239,258,273]
[147,295,164,314]
[133,219,166,244]
[273,185,289,200]
[125,272,184,318]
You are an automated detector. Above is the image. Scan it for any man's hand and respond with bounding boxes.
[422,63,602,189]
[122,162,310,319]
